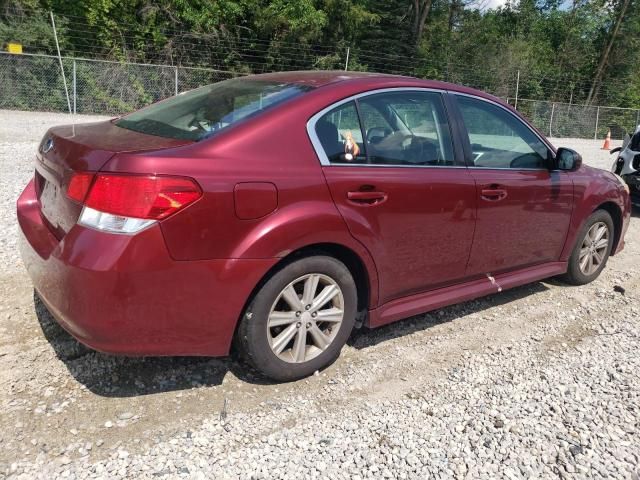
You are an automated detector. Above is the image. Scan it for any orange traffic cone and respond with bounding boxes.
[601,130,612,150]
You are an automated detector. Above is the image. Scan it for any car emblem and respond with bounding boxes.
[42,137,54,153]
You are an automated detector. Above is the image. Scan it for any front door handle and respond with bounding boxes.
[347,190,388,206]
[480,187,508,202]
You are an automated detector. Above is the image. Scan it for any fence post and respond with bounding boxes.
[594,106,600,140]
[514,70,520,110]
[549,103,555,137]
[344,47,350,71]
[72,59,76,115]
[174,66,179,95]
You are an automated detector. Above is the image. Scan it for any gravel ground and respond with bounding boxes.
[548,137,622,171]
[1,110,638,479]
[0,111,110,273]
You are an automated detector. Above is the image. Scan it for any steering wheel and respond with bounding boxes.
[188,107,211,133]
[510,154,543,169]
[377,132,412,151]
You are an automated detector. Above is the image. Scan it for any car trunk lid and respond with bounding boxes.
[34,120,192,238]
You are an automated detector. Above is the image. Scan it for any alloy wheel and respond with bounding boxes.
[267,274,344,363]
[578,221,609,276]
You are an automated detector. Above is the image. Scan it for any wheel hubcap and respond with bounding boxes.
[267,274,344,363]
[578,221,609,276]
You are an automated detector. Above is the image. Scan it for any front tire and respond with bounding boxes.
[236,256,357,382]
[561,209,614,285]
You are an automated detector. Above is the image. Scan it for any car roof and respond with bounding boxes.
[247,70,503,104]
[244,70,553,152]
[246,70,393,87]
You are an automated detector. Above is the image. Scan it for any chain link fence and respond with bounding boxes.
[509,98,640,140]
[2,51,640,139]
[0,52,238,116]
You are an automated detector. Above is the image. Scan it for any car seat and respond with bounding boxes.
[316,119,342,161]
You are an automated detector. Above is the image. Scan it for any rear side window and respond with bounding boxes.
[456,95,550,169]
[315,101,367,164]
[314,90,455,166]
[358,91,455,166]
[115,78,313,141]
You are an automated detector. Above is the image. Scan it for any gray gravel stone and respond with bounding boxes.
[1,111,639,479]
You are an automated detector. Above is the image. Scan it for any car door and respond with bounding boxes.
[451,93,573,276]
[308,89,477,305]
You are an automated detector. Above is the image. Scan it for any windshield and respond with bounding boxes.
[115,78,314,141]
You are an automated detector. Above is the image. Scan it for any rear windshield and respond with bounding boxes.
[115,78,313,141]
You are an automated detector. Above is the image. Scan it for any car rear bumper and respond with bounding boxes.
[17,180,277,357]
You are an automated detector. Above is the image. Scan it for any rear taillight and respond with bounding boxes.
[68,173,202,234]
[84,174,201,220]
[66,172,94,203]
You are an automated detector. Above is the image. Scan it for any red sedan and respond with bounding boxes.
[17,71,631,381]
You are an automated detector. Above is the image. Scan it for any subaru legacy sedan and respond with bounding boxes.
[18,71,631,381]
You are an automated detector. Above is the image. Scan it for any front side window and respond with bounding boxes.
[115,78,313,141]
[456,95,550,169]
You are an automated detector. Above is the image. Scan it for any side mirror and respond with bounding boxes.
[556,147,582,171]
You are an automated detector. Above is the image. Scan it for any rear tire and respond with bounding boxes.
[561,209,614,286]
[236,256,357,382]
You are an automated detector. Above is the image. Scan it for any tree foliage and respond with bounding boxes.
[0,0,639,107]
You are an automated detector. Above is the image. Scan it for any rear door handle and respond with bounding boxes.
[480,188,508,202]
[347,190,388,206]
